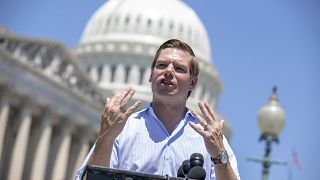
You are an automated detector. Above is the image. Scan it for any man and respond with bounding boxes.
[76,39,240,180]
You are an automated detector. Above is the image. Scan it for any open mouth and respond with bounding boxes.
[160,79,174,87]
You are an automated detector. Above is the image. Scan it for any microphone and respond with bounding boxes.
[177,153,206,179]
[186,166,206,180]
[190,153,204,168]
[188,153,206,179]
[177,160,191,177]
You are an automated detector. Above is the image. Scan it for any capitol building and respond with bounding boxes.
[0,0,231,179]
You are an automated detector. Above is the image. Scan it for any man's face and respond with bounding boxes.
[149,48,198,101]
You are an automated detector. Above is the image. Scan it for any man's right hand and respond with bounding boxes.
[98,86,141,140]
[89,87,140,167]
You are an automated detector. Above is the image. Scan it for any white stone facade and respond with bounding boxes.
[0,31,101,180]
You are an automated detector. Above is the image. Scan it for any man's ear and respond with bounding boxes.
[190,76,198,90]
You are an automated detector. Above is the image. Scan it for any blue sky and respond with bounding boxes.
[1,0,319,179]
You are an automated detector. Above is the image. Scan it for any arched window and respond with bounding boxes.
[125,15,130,25]
[169,21,174,30]
[110,65,116,82]
[86,66,91,73]
[98,65,103,81]
[179,24,184,33]
[147,18,152,28]
[159,19,163,29]
[125,66,131,83]
[114,15,120,25]
[139,67,146,85]
[136,15,141,24]
[201,85,206,100]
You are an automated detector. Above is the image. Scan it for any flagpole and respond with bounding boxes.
[287,163,292,180]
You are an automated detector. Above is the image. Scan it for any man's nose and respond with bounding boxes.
[164,64,174,78]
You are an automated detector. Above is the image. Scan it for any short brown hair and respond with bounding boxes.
[151,39,199,78]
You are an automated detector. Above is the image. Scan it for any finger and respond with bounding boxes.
[198,102,212,125]
[188,121,206,137]
[104,98,110,113]
[111,87,133,105]
[220,119,224,129]
[120,88,135,110]
[204,102,217,122]
[124,100,141,117]
[191,110,208,128]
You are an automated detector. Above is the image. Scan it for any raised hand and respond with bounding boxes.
[99,87,141,140]
[188,101,225,158]
[89,87,141,167]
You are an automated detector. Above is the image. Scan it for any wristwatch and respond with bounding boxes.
[211,150,229,165]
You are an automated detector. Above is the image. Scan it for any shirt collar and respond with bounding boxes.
[147,103,196,124]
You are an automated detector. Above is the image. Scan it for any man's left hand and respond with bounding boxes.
[189,101,225,158]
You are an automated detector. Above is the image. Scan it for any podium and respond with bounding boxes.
[84,165,186,180]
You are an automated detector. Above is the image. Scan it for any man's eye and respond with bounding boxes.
[175,67,186,72]
[156,64,165,68]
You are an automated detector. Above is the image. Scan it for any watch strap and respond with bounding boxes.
[210,150,229,165]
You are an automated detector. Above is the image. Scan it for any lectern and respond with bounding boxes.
[83,165,186,180]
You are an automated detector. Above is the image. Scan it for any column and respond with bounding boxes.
[46,123,72,180]
[28,114,53,180]
[209,97,217,110]
[0,95,10,162]
[203,88,211,102]
[101,64,111,83]
[8,106,32,180]
[128,65,140,85]
[143,68,151,85]
[72,140,90,179]
[114,64,125,83]
[193,83,203,99]
[66,134,91,180]
[89,66,98,82]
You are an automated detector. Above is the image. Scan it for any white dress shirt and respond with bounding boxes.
[76,104,240,180]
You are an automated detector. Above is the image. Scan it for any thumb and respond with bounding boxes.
[220,119,224,129]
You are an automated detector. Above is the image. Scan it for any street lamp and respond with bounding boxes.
[247,86,287,180]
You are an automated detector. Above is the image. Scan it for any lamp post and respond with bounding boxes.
[247,87,287,180]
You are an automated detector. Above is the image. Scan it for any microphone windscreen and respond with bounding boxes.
[177,166,185,177]
[187,166,206,180]
[182,160,191,174]
[177,160,190,177]
[190,153,204,167]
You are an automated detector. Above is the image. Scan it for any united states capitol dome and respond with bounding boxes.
[80,0,211,63]
[73,0,222,113]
